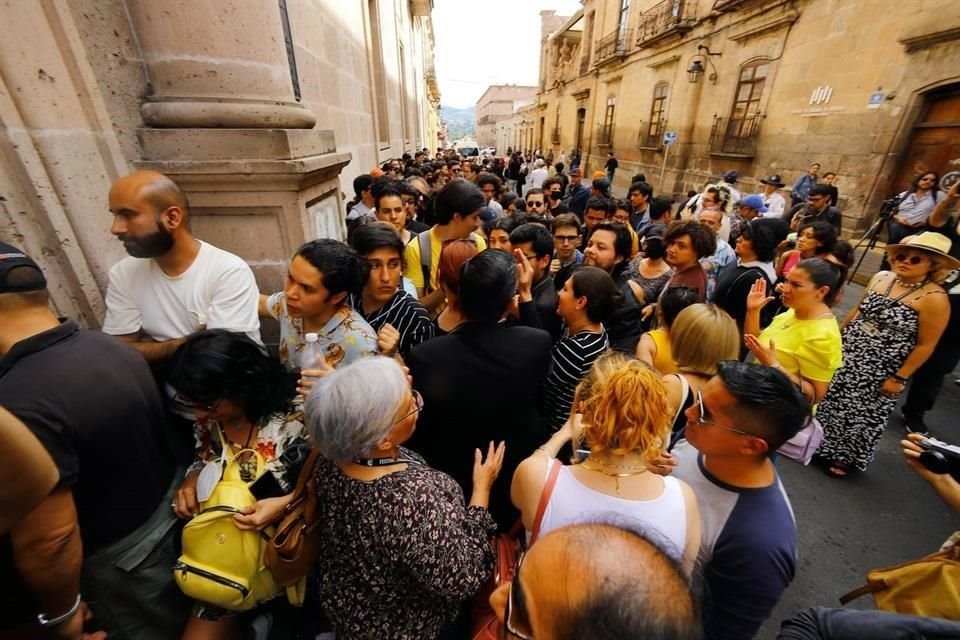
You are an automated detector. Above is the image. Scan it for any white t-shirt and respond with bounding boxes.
[528,168,548,189]
[103,240,261,343]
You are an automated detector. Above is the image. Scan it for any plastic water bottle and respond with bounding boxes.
[300,332,323,373]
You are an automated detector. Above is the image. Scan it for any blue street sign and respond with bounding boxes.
[663,131,678,145]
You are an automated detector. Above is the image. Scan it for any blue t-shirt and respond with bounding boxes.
[672,441,797,640]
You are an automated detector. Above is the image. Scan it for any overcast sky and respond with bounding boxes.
[433,0,582,109]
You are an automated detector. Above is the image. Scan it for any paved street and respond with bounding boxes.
[758,279,960,638]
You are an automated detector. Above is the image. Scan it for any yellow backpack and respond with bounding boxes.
[174,427,283,611]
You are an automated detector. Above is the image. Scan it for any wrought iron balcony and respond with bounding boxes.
[551,127,561,145]
[636,0,694,47]
[708,114,764,157]
[596,123,614,148]
[595,28,632,67]
[637,120,666,149]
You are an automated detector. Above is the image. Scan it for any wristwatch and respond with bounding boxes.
[37,594,81,628]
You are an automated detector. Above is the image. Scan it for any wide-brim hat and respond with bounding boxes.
[760,174,785,188]
[885,232,960,269]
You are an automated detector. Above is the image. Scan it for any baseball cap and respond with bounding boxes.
[478,206,498,224]
[0,242,47,293]
[740,194,768,213]
[722,170,738,184]
[569,168,582,176]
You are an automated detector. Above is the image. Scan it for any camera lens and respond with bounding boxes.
[919,450,951,474]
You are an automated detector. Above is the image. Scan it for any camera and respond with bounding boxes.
[918,437,960,481]
[877,193,904,222]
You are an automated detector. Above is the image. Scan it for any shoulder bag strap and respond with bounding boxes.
[419,230,433,294]
[671,374,690,427]
[529,459,562,545]
[282,447,323,521]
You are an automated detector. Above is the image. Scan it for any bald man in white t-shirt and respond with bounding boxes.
[103,171,260,361]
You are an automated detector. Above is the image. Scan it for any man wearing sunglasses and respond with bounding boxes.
[524,189,547,216]
[667,361,810,640]
[490,521,700,639]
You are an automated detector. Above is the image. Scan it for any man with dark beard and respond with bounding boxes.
[103,171,260,362]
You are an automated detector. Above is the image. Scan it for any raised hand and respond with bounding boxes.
[743,334,779,367]
[513,249,535,300]
[472,441,507,493]
[746,277,774,312]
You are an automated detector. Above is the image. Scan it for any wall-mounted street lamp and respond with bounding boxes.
[687,45,721,84]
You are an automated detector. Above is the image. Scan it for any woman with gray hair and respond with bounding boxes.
[305,356,505,639]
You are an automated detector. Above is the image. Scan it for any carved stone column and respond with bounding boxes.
[126,0,315,128]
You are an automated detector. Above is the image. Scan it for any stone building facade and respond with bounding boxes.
[0,0,440,328]
[475,84,539,149]
[535,0,960,234]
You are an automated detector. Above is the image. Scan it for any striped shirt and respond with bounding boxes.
[349,289,435,358]
[541,329,609,432]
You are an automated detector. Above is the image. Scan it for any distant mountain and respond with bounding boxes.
[442,105,475,140]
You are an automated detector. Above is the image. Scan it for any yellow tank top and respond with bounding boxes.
[649,328,678,375]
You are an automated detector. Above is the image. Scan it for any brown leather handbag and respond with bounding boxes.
[265,448,323,588]
[470,459,562,640]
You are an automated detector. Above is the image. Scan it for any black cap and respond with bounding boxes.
[0,242,47,293]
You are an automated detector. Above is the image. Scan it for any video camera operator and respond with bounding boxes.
[887,172,945,247]
[785,185,842,235]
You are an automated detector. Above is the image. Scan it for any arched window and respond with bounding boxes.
[731,60,770,120]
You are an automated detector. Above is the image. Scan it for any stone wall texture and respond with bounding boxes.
[0,0,440,328]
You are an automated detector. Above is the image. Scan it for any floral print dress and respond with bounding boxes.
[312,448,496,639]
[188,409,309,492]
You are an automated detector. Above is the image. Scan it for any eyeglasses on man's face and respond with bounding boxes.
[504,552,534,639]
[695,389,764,442]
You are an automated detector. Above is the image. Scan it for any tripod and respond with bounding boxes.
[847,214,888,284]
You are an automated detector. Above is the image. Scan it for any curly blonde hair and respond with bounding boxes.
[572,353,670,459]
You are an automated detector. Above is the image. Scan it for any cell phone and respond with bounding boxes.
[250,470,285,501]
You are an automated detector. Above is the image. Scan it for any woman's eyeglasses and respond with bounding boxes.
[892,252,927,266]
[173,393,222,412]
[393,390,423,425]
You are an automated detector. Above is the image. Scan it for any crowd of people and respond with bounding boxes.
[2,150,960,640]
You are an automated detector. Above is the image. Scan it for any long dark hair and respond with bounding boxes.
[168,330,297,424]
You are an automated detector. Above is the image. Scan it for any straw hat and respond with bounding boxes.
[885,231,960,269]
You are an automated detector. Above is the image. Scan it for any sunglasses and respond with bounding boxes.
[504,552,533,639]
[393,390,423,425]
[526,201,544,208]
[173,393,222,412]
[892,252,927,266]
